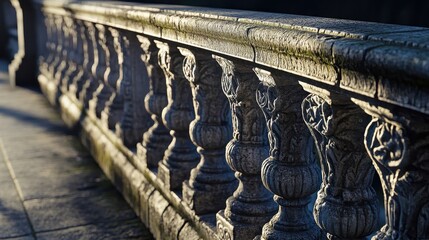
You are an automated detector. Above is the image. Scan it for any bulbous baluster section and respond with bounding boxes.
[211,57,277,240]
[254,69,322,240]
[151,42,199,191]
[301,85,379,240]
[136,36,171,168]
[178,50,237,215]
[352,99,429,240]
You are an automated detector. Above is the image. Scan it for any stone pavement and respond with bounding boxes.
[0,63,153,239]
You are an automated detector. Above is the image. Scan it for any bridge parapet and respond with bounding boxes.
[34,0,429,239]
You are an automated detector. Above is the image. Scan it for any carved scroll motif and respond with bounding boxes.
[213,58,276,240]
[136,36,170,168]
[178,50,237,215]
[302,93,379,239]
[364,115,429,240]
[154,42,199,191]
[255,69,322,240]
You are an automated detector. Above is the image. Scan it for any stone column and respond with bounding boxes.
[179,52,238,215]
[212,57,277,240]
[353,99,429,240]
[136,36,170,168]
[152,42,199,191]
[301,83,379,239]
[254,69,322,240]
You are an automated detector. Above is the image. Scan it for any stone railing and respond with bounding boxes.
[33,0,429,239]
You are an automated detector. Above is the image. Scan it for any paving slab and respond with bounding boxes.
[0,69,152,239]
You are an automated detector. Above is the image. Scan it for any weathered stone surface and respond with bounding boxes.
[138,176,155,227]
[368,30,429,49]
[36,220,153,240]
[160,206,186,240]
[0,74,152,239]
[147,190,170,240]
[178,222,201,240]
[0,180,32,239]
[25,190,137,232]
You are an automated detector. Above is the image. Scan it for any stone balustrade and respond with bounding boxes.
[33,0,429,239]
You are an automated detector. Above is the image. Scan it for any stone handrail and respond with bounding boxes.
[33,0,429,239]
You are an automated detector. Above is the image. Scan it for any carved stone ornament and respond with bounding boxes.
[153,41,199,191]
[212,57,276,240]
[302,92,379,239]
[255,69,322,240]
[136,35,171,168]
[355,101,429,240]
[177,50,237,215]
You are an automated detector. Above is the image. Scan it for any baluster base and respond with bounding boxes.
[182,178,237,215]
[216,210,273,240]
[136,124,171,168]
[158,154,199,191]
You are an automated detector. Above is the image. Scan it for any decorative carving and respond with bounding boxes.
[151,42,199,191]
[302,93,379,239]
[362,111,429,240]
[178,50,237,215]
[88,24,112,119]
[212,57,276,239]
[254,69,322,240]
[136,36,171,168]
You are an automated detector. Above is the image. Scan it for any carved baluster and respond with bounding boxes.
[88,24,112,119]
[69,20,88,103]
[253,69,322,239]
[351,100,429,240]
[61,18,80,93]
[101,27,122,130]
[136,36,171,168]
[40,13,54,74]
[301,84,379,239]
[115,33,151,147]
[47,16,63,82]
[150,42,199,191]
[54,16,72,92]
[180,51,237,215]
[211,57,277,239]
[79,21,99,108]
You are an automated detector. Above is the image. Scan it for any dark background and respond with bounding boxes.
[127,0,429,27]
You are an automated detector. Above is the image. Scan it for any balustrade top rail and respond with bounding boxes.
[37,0,429,114]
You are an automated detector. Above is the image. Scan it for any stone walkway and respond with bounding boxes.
[0,63,153,239]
